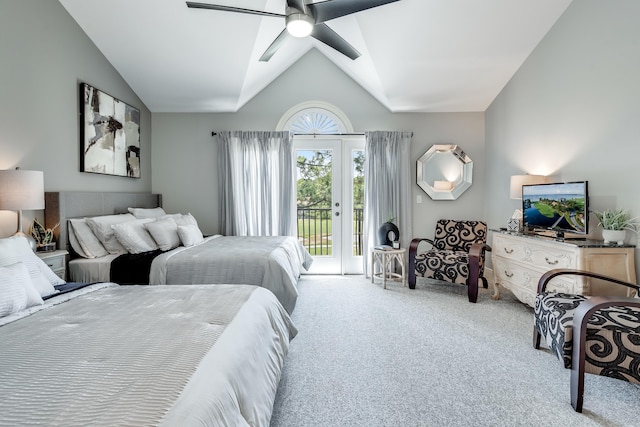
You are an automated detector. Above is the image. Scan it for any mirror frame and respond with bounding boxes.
[416,144,473,200]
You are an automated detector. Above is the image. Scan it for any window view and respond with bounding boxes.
[296,148,365,256]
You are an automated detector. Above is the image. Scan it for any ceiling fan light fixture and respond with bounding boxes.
[286,13,314,37]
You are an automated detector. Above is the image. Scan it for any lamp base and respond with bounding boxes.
[14,231,37,252]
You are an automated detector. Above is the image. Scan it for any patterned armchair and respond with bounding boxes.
[533,269,640,412]
[408,220,491,303]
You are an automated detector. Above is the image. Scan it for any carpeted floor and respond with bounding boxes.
[270,275,639,427]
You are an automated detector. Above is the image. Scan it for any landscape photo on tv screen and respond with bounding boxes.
[522,183,587,233]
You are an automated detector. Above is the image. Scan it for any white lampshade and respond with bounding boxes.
[286,13,314,37]
[509,174,549,199]
[0,169,45,210]
[0,169,45,250]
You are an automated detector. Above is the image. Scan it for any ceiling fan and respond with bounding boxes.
[186,0,401,62]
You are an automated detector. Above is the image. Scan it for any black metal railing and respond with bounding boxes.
[297,207,363,256]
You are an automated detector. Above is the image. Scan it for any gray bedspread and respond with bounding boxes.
[0,284,297,426]
[149,235,313,314]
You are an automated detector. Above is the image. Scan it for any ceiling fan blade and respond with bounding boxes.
[311,23,360,60]
[186,2,285,18]
[308,0,401,23]
[286,0,307,13]
[259,29,290,62]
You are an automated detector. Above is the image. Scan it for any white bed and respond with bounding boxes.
[0,283,297,426]
[69,234,312,314]
[45,192,312,314]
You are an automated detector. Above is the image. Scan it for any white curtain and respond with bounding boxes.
[363,131,413,276]
[217,131,296,236]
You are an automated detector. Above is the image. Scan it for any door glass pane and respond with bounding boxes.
[352,149,365,256]
[296,149,333,256]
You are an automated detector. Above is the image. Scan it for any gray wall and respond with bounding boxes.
[0,1,152,237]
[485,0,640,277]
[152,50,486,236]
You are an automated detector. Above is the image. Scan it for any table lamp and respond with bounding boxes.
[0,168,45,251]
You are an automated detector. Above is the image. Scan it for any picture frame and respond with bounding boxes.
[80,83,140,178]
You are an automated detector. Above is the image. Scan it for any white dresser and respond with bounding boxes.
[491,231,637,307]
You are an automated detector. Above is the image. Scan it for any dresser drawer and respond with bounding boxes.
[492,233,575,269]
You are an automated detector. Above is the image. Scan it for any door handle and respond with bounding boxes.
[335,202,340,207]
[335,212,340,216]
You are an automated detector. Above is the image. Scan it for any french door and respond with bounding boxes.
[295,135,365,274]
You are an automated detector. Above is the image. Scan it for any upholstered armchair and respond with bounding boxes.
[533,269,640,412]
[408,220,491,303]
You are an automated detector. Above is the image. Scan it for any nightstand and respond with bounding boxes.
[37,249,68,281]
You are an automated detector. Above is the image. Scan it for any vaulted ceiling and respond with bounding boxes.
[59,0,572,113]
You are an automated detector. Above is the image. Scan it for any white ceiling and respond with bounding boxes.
[59,0,572,113]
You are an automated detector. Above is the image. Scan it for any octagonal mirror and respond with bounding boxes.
[416,144,473,200]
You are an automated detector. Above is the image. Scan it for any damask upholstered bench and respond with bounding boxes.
[533,269,640,412]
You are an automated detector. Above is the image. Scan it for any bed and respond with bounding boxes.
[45,192,312,314]
[0,236,297,426]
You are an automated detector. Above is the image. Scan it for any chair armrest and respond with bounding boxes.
[469,243,491,259]
[537,268,640,294]
[409,238,435,258]
[571,295,640,411]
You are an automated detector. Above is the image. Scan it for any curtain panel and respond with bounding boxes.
[363,131,413,276]
[217,131,296,237]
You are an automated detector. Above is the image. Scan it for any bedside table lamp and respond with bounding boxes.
[0,168,45,251]
[508,174,548,232]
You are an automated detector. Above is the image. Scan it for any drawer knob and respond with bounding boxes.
[503,247,514,254]
[504,270,514,278]
[545,257,559,265]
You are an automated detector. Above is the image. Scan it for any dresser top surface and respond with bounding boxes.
[491,229,636,249]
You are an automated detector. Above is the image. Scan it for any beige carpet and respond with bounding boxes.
[270,275,639,426]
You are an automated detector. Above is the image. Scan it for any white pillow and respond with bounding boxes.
[0,262,43,316]
[69,218,109,259]
[177,224,204,247]
[85,214,135,254]
[128,207,167,219]
[0,236,59,297]
[174,213,198,227]
[111,218,158,254]
[145,217,180,251]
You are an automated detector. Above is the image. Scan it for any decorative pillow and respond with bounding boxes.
[111,218,158,254]
[0,236,59,297]
[85,214,135,254]
[177,224,204,247]
[174,213,198,227]
[145,217,181,251]
[0,262,43,316]
[128,207,167,219]
[69,218,109,259]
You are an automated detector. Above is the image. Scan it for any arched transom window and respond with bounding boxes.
[277,101,353,134]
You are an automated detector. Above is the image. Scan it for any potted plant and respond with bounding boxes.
[593,209,639,245]
[30,218,59,252]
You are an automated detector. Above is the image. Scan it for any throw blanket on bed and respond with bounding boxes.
[149,235,313,314]
[110,249,162,284]
[0,285,297,426]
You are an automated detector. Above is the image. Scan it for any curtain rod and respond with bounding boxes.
[211,132,412,137]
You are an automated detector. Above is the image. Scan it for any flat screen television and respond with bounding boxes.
[522,181,589,239]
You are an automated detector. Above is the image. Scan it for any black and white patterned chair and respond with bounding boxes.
[408,220,491,303]
[533,269,640,412]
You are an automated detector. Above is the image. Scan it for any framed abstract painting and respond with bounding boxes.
[80,83,141,178]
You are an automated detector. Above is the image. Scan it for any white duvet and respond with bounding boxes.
[149,235,313,314]
[0,284,297,426]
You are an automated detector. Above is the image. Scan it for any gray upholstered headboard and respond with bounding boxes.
[45,192,162,253]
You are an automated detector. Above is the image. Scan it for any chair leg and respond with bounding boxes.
[467,278,478,303]
[533,327,541,349]
[571,353,586,412]
[408,270,416,289]
[480,276,488,289]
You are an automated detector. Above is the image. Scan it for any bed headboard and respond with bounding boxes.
[45,191,162,252]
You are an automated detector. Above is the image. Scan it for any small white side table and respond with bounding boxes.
[371,247,406,289]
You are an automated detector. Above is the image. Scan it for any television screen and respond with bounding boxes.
[522,181,588,236]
